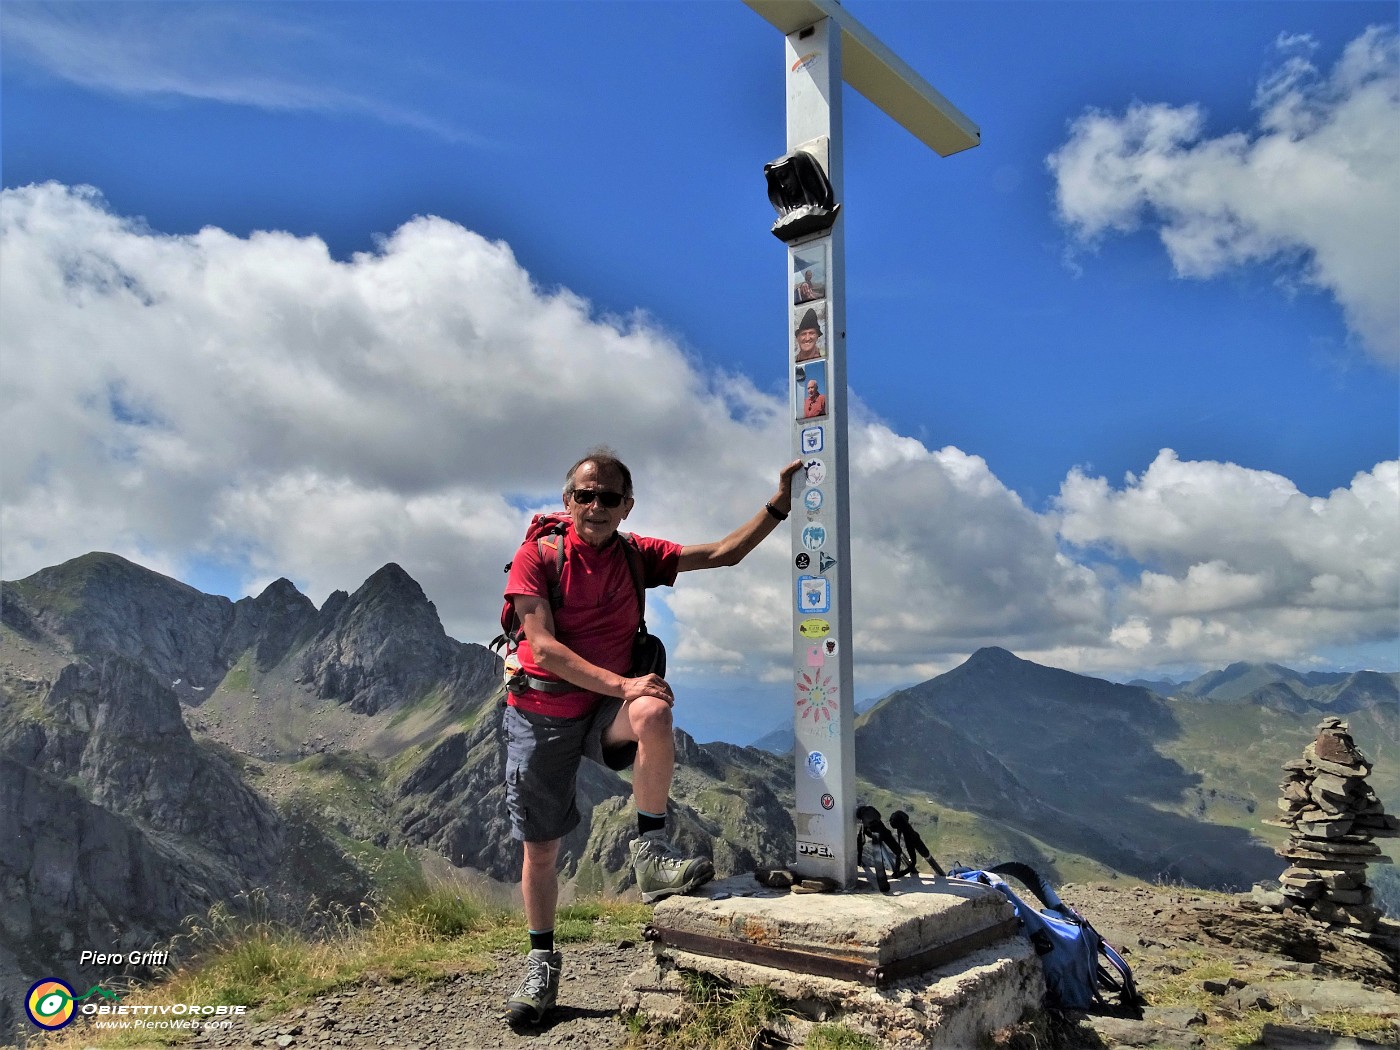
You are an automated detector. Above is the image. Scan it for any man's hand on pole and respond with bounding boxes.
[771,458,803,516]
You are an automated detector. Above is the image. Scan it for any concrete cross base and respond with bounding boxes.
[623,874,1045,1048]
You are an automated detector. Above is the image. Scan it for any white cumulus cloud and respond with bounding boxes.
[1055,451,1399,666]
[1,183,1395,688]
[1048,26,1400,366]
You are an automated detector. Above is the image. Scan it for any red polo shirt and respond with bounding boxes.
[505,525,681,717]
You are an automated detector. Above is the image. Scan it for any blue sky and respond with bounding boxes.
[2,1,1396,744]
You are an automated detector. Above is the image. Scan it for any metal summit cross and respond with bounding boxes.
[743,0,979,888]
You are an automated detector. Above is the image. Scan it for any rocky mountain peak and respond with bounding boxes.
[297,564,460,715]
[4,552,236,688]
[257,576,309,604]
[359,561,424,596]
[222,577,318,676]
[962,645,1023,670]
[331,563,448,643]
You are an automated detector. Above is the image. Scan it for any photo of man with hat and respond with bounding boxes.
[794,306,825,363]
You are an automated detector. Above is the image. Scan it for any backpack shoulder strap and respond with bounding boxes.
[495,518,568,655]
[1096,939,1141,1010]
[987,862,1074,918]
[536,526,567,610]
[616,532,647,630]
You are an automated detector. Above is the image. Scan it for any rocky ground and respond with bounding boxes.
[1047,882,1398,1049]
[184,944,641,1050]
[170,882,1400,1050]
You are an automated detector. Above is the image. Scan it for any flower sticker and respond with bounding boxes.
[796,670,838,722]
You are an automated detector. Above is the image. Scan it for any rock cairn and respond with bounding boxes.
[1271,717,1397,933]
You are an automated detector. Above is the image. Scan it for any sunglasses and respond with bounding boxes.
[570,489,626,509]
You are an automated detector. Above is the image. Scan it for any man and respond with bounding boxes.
[793,307,824,362]
[803,378,827,418]
[503,448,801,1026]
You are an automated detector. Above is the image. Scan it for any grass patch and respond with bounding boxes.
[625,971,791,1050]
[218,654,251,694]
[289,751,386,811]
[806,1024,879,1050]
[1303,1011,1400,1042]
[385,686,450,728]
[384,741,431,785]
[556,900,651,945]
[1143,953,1237,1010]
[294,750,380,779]
[330,834,423,897]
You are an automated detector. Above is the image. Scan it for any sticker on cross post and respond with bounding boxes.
[796,360,829,420]
[793,245,827,307]
[796,670,838,723]
[797,574,831,614]
[793,303,828,364]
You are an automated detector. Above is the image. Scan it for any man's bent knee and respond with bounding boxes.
[630,696,673,740]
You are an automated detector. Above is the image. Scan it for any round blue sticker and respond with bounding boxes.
[804,488,824,512]
[805,750,828,779]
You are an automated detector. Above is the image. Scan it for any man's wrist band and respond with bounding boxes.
[765,502,788,522]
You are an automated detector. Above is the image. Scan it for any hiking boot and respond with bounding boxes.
[630,832,714,904]
[506,948,561,1026]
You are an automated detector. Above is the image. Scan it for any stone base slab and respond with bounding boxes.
[624,874,1045,1048]
[644,873,1018,981]
[624,935,1042,1049]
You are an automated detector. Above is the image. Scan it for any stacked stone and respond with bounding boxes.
[1271,717,1397,932]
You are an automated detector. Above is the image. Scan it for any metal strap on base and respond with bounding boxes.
[644,916,1020,987]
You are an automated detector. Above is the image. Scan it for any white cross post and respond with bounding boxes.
[743,0,979,888]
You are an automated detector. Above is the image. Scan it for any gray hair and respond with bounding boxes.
[564,446,634,498]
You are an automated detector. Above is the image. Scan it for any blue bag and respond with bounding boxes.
[949,862,1139,1014]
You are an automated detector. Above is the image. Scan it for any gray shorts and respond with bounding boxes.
[503,698,638,842]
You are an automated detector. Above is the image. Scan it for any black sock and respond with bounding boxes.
[529,929,554,953]
[637,809,666,835]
